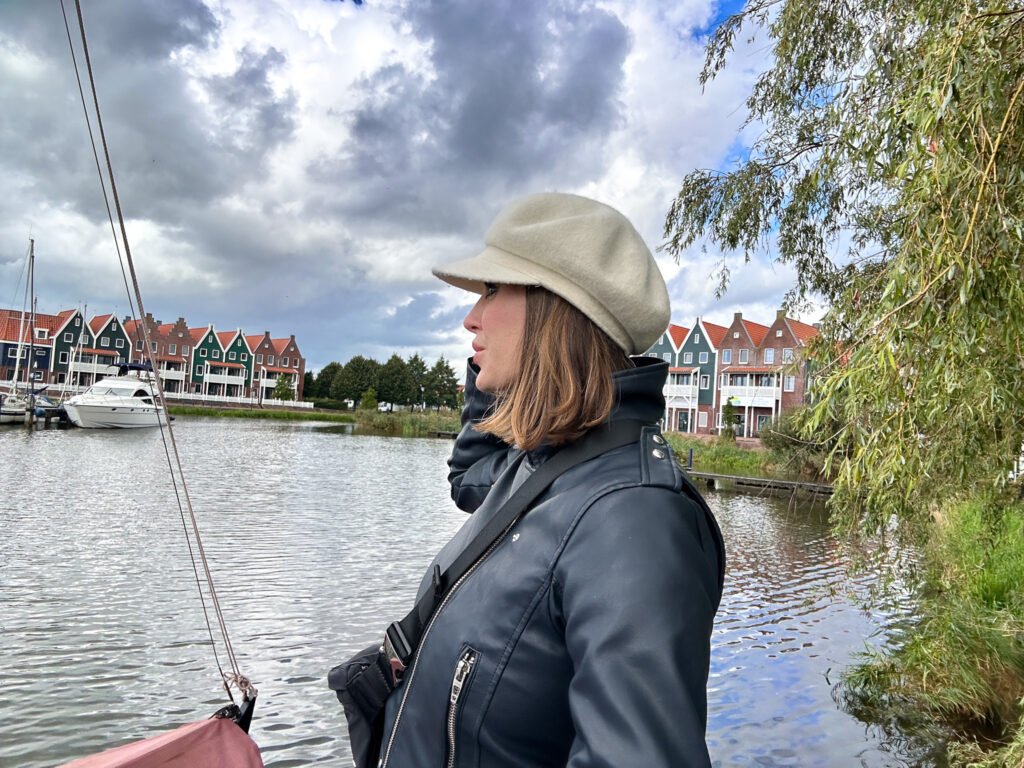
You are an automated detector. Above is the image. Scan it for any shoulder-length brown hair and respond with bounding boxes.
[477,287,631,451]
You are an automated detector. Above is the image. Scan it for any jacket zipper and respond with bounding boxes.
[445,648,477,768]
[380,520,516,767]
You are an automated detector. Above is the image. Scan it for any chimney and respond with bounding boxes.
[733,312,742,322]
[776,308,786,321]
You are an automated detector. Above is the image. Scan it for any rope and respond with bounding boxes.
[62,0,254,704]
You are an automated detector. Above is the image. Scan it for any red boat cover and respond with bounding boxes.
[60,718,264,768]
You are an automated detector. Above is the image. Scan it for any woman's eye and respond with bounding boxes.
[484,282,499,297]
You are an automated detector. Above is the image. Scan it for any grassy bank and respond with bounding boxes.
[664,433,782,478]
[167,404,460,436]
[168,405,356,423]
[841,493,1024,765]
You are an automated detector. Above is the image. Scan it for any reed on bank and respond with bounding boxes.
[168,405,356,422]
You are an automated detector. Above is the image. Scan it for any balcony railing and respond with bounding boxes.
[664,383,699,403]
[721,384,779,408]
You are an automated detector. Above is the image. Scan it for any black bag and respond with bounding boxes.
[328,420,648,768]
[328,643,395,768]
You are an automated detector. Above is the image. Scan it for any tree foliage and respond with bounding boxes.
[377,354,414,409]
[424,356,460,410]
[313,361,342,399]
[667,0,1024,536]
[330,355,380,403]
[272,374,295,401]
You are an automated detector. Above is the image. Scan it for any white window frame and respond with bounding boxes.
[229,351,236,361]
[64,332,73,342]
[698,351,708,364]
[784,376,796,392]
[700,374,709,390]
[59,351,69,364]
[739,348,749,364]
[100,337,109,348]
[776,329,783,337]
[212,349,220,359]
[169,344,177,355]
[34,328,47,340]
[111,322,118,331]
[282,356,289,367]
[256,354,263,364]
[733,331,739,338]
[694,334,701,344]
[722,349,732,364]
[200,348,207,358]
[195,365,203,376]
[698,411,709,428]
[182,346,190,356]
[682,352,693,364]
[241,353,248,362]
[764,348,775,364]
[294,360,299,368]
[268,355,275,365]
[782,348,794,363]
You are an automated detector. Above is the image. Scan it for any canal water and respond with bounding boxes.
[0,419,916,767]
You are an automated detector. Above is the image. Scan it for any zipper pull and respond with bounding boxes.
[449,651,476,705]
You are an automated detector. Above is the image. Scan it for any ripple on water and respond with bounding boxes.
[1,420,917,766]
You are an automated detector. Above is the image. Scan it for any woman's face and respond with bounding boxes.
[463,283,527,393]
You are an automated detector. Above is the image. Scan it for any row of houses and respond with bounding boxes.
[644,309,818,438]
[0,308,306,401]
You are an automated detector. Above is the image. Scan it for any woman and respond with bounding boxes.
[378,193,724,767]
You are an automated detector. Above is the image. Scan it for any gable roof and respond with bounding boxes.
[89,314,114,334]
[245,334,268,350]
[785,317,819,345]
[216,330,239,348]
[699,320,729,349]
[271,338,290,355]
[668,324,689,349]
[188,326,213,344]
[742,319,770,346]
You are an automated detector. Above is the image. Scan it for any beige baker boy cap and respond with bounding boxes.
[432,192,670,355]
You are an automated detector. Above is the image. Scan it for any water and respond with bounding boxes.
[0,419,913,767]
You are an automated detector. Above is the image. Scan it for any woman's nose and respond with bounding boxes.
[463,296,483,333]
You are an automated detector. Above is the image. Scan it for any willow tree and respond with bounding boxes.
[667,0,1024,529]
[666,0,1024,759]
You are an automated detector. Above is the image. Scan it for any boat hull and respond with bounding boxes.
[63,401,166,429]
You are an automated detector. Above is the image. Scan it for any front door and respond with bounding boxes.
[677,411,690,432]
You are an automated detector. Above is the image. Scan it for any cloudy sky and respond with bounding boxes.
[0,0,813,373]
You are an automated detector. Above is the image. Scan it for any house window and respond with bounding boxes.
[294,360,299,368]
[720,373,727,386]
[698,412,708,428]
[7,349,17,358]
[268,355,275,365]
[81,333,89,343]
[782,348,794,363]
[682,352,693,364]
[699,351,708,364]
[739,349,749,364]
[733,331,739,338]
[199,349,207,358]
[59,351,69,364]
[212,350,220,359]
[182,346,189,356]
[722,349,732,364]
[35,349,45,356]
[195,365,203,376]
[776,329,783,337]
[241,353,248,362]
[256,354,263,364]
[35,328,47,340]
[135,339,143,350]
[662,352,671,362]
[784,376,796,392]
[111,322,118,331]
[764,348,775,364]
[169,344,177,355]
[700,375,709,390]
[74,318,81,326]
[694,334,701,344]
[229,352,236,361]
[282,356,289,367]
[64,332,73,342]
[100,337,109,347]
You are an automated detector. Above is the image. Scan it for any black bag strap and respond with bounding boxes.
[385,419,648,668]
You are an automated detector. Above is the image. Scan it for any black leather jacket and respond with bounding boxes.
[379,357,724,767]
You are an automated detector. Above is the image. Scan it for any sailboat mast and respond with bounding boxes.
[28,238,35,388]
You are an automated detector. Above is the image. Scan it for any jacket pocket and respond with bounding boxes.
[445,646,479,768]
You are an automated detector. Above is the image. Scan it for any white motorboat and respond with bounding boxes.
[63,365,167,429]
[0,391,31,425]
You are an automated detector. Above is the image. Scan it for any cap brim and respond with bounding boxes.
[432,246,544,294]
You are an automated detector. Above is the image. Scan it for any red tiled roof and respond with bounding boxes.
[82,347,118,356]
[271,338,289,355]
[668,324,689,349]
[244,334,267,350]
[786,318,819,344]
[209,360,245,369]
[669,365,700,373]
[0,317,34,344]
[701,320,729,349]
[89,314,113,333]
[261,365,295,374]
[216,330,237,347]
[742,319,771,346]
[722,366,779,373]
[188,327,211,343]
[155,355,187,363]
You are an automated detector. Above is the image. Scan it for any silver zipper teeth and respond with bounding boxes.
[380,521,515,767]
[445,649,477,768]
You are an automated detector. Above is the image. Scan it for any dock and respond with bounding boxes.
[427,430,460,439]
[687,470,833,497]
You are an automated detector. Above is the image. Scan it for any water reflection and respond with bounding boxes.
[1,420,917,766]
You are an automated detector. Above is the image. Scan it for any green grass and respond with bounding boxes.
[840,494,1024,765]
[664,433,781,477]
[167,405,355,423]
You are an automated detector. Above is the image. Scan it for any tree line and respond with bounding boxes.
[303,353,461,410]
